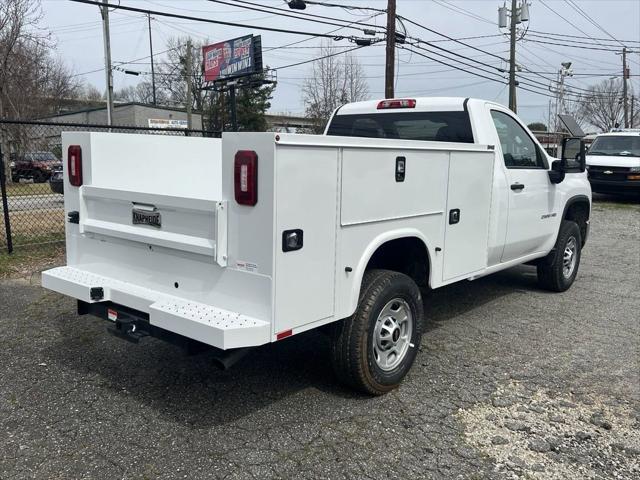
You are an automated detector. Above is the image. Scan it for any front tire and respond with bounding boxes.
[330,269,424,395]
[537,220,582,292]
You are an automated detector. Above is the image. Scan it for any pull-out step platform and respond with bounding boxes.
[42,266,270,350]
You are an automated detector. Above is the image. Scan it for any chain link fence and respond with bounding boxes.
[0,120,220,253]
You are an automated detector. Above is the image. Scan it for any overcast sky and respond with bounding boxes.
[42,0,640,126]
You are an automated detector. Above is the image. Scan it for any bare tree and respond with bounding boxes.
[113,81,167,105]
[80,83,103,101]
[302,43,369,133]
[575,79,631,132]
[133,81,165,104]
[155,36,206,111]
[0,0,82,181]
[0,0,56,117]
[1,0,80,118]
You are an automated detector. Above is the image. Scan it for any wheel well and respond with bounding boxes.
[365,237,430,290]
[564,199,590,246]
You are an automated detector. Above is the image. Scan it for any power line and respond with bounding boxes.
[538,0,610,49]
[274,41,382,70]
[291,1,386,14]
[400,45,619,102]
[216,0,386,32]
[527,29,640,45]
[68,0,361,41]
[395,24,612,99]
[525,32,630,49]
[564,0,625,48]
[207,0,385,33]
[398,45,507,85]
[398,16,506,62]
[429,34,504,43]
[431,0,496,26]
[71,46,179,78]
[522,37,624,53]
[408,42,505,77]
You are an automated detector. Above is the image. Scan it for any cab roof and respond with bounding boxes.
[336,97,473,115]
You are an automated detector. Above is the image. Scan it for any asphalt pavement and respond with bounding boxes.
[0,195,638,480]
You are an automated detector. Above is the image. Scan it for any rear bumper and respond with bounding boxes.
[42,266,270,350]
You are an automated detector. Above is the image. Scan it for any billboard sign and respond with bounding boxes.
[203,35,262,83]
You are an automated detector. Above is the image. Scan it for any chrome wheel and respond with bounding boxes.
[373,298,413,371]
[563,236,578,278]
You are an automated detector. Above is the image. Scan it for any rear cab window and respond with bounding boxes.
[326,111,474,143]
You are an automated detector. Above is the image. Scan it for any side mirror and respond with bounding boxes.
[548,160,565,184]
[561,137,586,173]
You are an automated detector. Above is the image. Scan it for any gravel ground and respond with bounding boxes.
[1,194,638,480]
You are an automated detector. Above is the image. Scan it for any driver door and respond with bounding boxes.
[489,109,558,262]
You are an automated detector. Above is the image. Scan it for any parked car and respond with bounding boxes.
[11,151,62,183]
[586,129,640,195]
[42,97,591,395]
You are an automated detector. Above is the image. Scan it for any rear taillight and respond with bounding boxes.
[67,145,82,187]
[234,150,258,206]
[377,99,416,109]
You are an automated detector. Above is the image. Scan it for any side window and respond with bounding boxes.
[490,110,544,168]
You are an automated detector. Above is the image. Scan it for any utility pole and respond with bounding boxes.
[147,13,157,105]
[185,39,193,129]
[385,0,396,99]
[100,0,114,125]
[507,0,518,113]
[499,1,529,113]
[622,47,629,128]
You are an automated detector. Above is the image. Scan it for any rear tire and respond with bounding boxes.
[537,220,582,292]
[330,269,424,395]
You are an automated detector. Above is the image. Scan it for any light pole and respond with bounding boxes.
[550,62,573,154]
[498,1,530,113]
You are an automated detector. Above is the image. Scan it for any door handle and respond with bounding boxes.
[510,183,525,191]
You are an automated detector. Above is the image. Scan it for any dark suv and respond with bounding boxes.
[11,151,62,183]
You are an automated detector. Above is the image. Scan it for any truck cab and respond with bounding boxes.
[585,129,640,195]
[42,97,591,395]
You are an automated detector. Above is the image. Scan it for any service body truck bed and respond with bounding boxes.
[43,97,592,394]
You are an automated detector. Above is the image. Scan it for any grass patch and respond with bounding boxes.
[1,208,65,247]
[4,182,54,197]
[0,243,65,279]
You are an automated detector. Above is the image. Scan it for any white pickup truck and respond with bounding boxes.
[42,97,591,395]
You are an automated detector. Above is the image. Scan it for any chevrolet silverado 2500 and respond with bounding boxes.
[42,97,591,395]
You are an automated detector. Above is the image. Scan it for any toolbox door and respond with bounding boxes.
[442,150,494,281]
[273,145,338,334]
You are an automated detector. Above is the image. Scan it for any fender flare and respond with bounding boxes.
[562,194,591,220]
[561,194,591,246]
[346,228,433,317]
